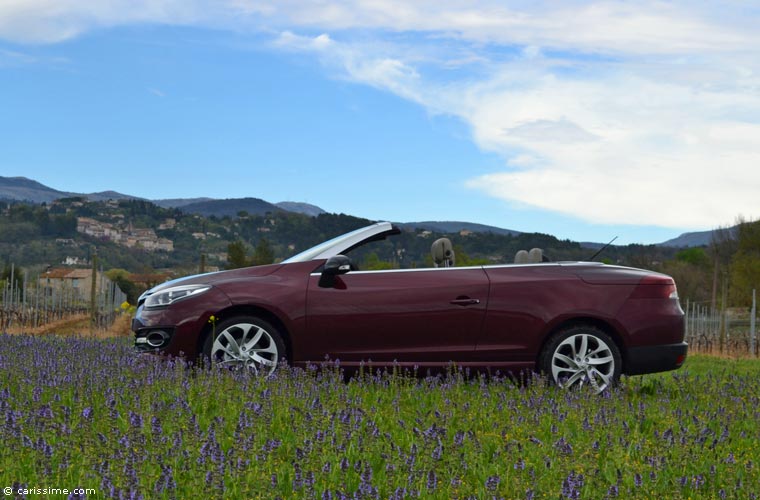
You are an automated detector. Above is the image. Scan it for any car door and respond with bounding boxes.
[477,264,581,361]
[304,267,490,364]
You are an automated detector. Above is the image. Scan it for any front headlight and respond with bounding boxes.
[144,284,211,308]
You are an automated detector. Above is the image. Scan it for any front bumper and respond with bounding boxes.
[131,286,232,358]
[625,342,688,375]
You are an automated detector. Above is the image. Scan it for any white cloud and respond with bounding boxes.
[453,71,760,227]
[2,1,759,228]
[0,0,206,43]
[273,30,423,102]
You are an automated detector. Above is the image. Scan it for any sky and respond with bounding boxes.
[1,1,759,245]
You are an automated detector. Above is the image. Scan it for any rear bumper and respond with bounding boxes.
[625,342,688,375]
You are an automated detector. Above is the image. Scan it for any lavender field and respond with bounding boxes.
[0,334,758,499]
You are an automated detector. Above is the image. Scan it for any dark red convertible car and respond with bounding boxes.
[132,222,687,391]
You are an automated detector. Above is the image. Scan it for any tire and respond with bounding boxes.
[539,325,621,392]
[201,315,287,375]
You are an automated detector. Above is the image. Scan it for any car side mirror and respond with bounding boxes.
[318,255,352,288]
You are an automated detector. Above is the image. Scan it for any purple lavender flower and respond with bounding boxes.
[694,474,705,489]
[426,470,437,490]
[151,416,162,435]
[432,442,443,460]
[128,411,143,429]
[553,437,573,455]
[485,475,500,491]
[561,471,584,499]
[37,404,54,419]
[582,417,592,431]
[293,462,303,491]
[454,430,465,446]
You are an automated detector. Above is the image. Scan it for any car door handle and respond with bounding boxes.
[450,297,480,306]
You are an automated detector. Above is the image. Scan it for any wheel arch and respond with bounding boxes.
[196,304,293,362]
[537,316,627,373]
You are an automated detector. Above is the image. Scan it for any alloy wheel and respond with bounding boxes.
[550,333,615,392]
[211,322,279,374]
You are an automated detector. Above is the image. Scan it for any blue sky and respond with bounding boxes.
[2,1,759,244]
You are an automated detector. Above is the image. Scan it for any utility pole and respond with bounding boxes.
[719,275,728,353]
[90,247,98,335]
[751,289,757,357]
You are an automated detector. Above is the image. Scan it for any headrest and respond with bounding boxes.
[514,250,529,264]
[431,238,455,267]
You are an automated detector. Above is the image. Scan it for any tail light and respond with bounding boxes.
[630,275,679,299]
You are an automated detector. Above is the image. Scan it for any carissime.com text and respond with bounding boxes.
[3,486,97,496]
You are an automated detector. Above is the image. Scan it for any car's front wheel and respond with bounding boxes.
[202,316,287,375]
[539,326,621,392]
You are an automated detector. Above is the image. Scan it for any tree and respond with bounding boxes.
[675,247,709,267]
[252,238,275,266]
[453,245,490,267]
[730,219,760,306]
[0,262,23,290]
[105,268,140,304]
[710,223,739,310]
[362,252,395,270]
[226,240,249,269]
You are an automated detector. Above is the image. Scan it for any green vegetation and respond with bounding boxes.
[226,238,276,269]
[3,198,760,312]
[1,198,684,277]
[730,221,760,305]
[0,336,758,499]
[104,268,141,304]
[0,203,76,243]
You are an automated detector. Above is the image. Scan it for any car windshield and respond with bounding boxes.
[282,223,393,263]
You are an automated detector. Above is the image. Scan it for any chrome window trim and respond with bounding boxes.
[283,222,396,263]
[307,262,569,276]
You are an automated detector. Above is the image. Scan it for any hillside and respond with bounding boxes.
[0,176,73,203]
[398,221,520,236]
[177,197,282,218]
[0,176,139,204]
[659,225,739,248]
[275,202,326,217]
[0,197,680,277]
[153,197,215,208]
[0,175,707,251]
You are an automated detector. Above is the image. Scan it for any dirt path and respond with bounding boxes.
[3,313,133,338]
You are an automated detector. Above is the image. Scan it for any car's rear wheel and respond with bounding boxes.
[202,316,287,375]
[539,326,621,392]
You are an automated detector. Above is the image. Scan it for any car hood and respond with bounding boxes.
[143,263,284,295]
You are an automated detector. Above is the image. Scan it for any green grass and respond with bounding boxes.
[0,336,758,499]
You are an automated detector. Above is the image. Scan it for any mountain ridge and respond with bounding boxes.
[0,175,713,246]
